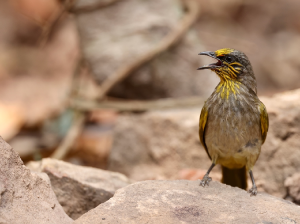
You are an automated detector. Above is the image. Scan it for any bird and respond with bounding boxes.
[197,48,268,196]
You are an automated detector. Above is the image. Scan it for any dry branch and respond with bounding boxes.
[95,0,200,99]
[52,0,200,160]
[50,112,85,160]
[70,0,122,13]
[39,0,75,46]
[70,96,204,112]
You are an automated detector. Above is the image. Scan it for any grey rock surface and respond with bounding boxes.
[27,158,130,219]
[108,88,300,198]
[75,180,300,224]
[0,137,73,224]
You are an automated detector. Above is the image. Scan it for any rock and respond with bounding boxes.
[285,172,300,204]
[75,0,217,99]
[0,103,24,141]
[73,0,300,100]
[108,88,300,198]
[110,31,217,99]
[257,89,300,197]
[196,0,300,95]
[0,17,78,140]
[0,137,73,224]
[27,158,130,220]
[76,0,182,83]
[108,107,217,180]
[75,180,300,224]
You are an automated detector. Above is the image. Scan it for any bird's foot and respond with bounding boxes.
[248,186,257,196]
[199,174,212,187]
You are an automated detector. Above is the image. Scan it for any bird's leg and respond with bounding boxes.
[248,170,257,196]
[199,163,215,187]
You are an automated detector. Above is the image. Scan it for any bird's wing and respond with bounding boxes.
[259,102,269,144]
[199,104,211,159]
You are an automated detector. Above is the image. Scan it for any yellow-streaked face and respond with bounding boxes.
[198,48,257,98]
[198,48,243,81]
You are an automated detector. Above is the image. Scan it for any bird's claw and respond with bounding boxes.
[248,186,257,196]
[199,174,212,187]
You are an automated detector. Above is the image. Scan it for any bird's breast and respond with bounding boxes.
[204,86,262,168]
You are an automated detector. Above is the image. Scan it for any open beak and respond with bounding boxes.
[197,51,223,70]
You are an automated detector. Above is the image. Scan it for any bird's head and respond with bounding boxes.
[198,48,257,93]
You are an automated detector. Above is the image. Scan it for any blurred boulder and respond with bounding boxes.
[0,103,24,140]
[27,158,130,219]
[10,0,61,26]
[0,137,73,224]
[108,107,216,180]
[68,110,118,169]
[9,134,39,159]
[108,88,300,198]
[75,0,217,99]
[259,89,300,197]
[0,17,78,141]
[284,172,300,204]
[76,0,182,83]
[196,0,300,95]
[110,32,218,99]
[75,0,300,99]
[75,180,300,224]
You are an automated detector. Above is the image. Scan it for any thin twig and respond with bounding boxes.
[69,57,85,97]
[49,56,85,160]
[39,0,75,46]
[70,0,122,13]
[50,112,85,160]
[39,9,65,46]
[52,0,200,159]
[95,0,200,99]
[70,96,204,112]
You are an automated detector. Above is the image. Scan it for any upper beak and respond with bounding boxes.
[197,51,222,70]
[198,51,216,57]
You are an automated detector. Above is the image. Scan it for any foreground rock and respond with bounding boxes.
[27,158,130,219]
[0,138,73,224]
[75,180,300,224]
[108,88,300,198]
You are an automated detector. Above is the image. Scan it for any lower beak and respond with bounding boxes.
[197,65,213,70]
[197,51,221,70]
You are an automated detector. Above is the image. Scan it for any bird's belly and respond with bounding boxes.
[205,102,262,169]
[217,152,248,169]
[207,135,251,169]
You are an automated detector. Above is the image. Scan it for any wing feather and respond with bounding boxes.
[259,102,269,144]
[199,104,211,159]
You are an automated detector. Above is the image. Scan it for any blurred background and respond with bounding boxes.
[1,0,300,201]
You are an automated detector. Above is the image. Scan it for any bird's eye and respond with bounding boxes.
[225,55,235,63]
